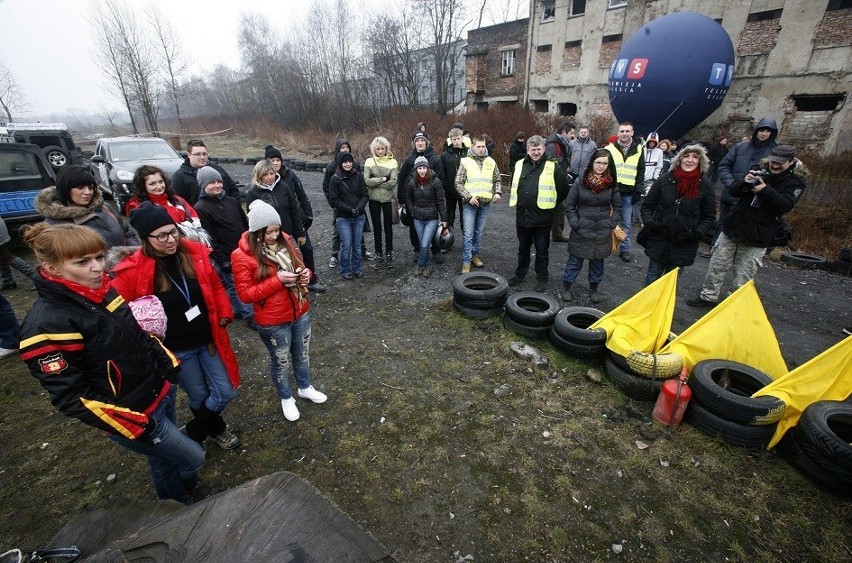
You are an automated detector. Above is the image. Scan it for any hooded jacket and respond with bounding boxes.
[245,173,306,238]
[440,143,468,200]
[363,149,399,204]
[194,190,249,271]
[35,186,140,248]
[20,278,179,439]
[717,118,779,204]
[722,158,806,247]
[639,146,717,266]
[171,160,240,205]
[231,231,310,326]
[323,139,361,203]
[509,136,527,170]
[328,153,369,218]
[405,172,448,222]
[111,239,240,388]
[545,133,571,171]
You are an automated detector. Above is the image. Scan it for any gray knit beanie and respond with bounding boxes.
[247,199,282,233]
[196,166,223,192]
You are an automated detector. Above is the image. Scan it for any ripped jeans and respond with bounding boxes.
[256,311,312,400]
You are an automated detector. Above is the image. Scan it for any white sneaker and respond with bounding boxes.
[281,397,300,421]
[297,385,327,404]
[0,347,17,360]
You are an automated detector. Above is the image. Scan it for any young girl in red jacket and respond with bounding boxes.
[231,200,327,422]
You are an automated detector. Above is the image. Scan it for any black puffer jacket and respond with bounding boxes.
[405,174,448,222]
[328,153,369,219]
[440,144,467,200]
[565,176,621,260]
[194,192,249,271]
[19,279,179,439]
[722,161,806,247]
[639,174,716,266]
[397,146,444,202]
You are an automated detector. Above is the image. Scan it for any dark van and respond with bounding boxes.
[0,142,56,224]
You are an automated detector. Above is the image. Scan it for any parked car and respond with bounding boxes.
[0,142,56,224]
[90,136,184,214]
[0,122,83,172]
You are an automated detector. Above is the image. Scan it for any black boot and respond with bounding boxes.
[372,253,385,270]
[561,281,573,301]
[589,283,603,304]
[184,406,207,444]
[385,252,394,268]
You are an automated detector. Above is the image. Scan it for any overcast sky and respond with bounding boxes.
[0,0,529,121]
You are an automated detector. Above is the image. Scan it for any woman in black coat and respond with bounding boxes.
[560,149,621,303]
[638,144,716,285]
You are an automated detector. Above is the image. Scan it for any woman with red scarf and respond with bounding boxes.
[638,143,716,285]
[126,165,201,228]
[18,223,210,504]
[560,149,622,303]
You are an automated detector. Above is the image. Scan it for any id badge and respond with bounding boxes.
[185,305,201,322]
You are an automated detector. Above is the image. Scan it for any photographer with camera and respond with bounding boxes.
[687,145,806,308]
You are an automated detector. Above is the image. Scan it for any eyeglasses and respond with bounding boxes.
[190,151,208,157]
[148,228,180,243]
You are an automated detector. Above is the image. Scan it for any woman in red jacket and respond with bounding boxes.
[232,200,327,422]
[126,165,203,234]
[112,201,241,450]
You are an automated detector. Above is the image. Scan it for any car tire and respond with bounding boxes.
[796,400,852,469]
[551,306,607,345]
[549,327,606,359]
[43,145,70,170]
[453,272,509,306]
[689,360,785,426]
[504,291,561,327]
[503,315,550,340]
[452,298,502,320]
[780,252,827,269]
[684,400,776,449]
[605,354,670,402]
[775,427,852,498]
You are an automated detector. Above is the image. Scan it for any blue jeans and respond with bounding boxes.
[414,219,439,267]
[562,254,604,284]
[256,311,312,400]
[336,215,366,276]
[644,258,683,286]
[218,268,253,321]
[515,225,551,280]
[0,293,19,349]
[619,194,633,253]
[110,386,206,503]
[461,201,491,264]
[175,345,236,413]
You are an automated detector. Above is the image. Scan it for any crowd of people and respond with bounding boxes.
[0,117,809,505]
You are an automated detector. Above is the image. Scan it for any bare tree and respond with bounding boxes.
[0,56,28,121]
[478,0,529,26]
[414,0,467,113]
[364,7,425,108]
[148,3,189,135]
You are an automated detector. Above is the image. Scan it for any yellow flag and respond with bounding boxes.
[591,268,677,357]
[756,336,852,448]
[660,281,787,377]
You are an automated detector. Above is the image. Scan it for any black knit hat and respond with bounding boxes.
[54,165,97,205]
[264,145,283,160]
[412,131,429,142]
[129,200,176,240]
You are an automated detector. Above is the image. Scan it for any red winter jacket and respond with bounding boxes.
[231,231,310,326]
[111,239,240,388]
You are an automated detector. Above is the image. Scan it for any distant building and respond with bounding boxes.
[523,0,851,153]
[464,18,529,111]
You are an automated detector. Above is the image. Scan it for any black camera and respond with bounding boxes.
[746,169,771,184]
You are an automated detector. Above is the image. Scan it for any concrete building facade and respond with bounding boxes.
[521,0,851,153]
[464,19,530,111]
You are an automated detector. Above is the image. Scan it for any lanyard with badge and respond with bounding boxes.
[163,268,201,322]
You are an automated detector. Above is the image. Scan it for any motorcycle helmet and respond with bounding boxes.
[400,205,412,227]
[433,225,455,250]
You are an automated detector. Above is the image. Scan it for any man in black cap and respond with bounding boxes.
[171,139,241,205]
[688,144,806,308]
[398,131,445,262]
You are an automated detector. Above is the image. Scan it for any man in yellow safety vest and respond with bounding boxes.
[454,136,502,274]
[507,135,571,292]
[605,122,645,262]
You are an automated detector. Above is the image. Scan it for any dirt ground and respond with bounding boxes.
[0,165,850,560]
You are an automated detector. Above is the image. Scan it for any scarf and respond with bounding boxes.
[146,192,191,221]
[416,174,430,186]
[41,270,112,304]
[672,166,702,199]
[584,173,613,194]
[261,242,304,306]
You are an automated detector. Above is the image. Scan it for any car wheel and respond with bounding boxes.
[605,354,670,402]
[551,306,607,345]
[549,327,606,360]
[689,360,785,426]
[684,400,776,449]
[504,291,561,327]
[503,315,550,340]
[452,298,502,320]
[780,252,827,269]
[796,400,852,469]
[452,272,509,306]
[775,427,852,498]
[43,145,70,169]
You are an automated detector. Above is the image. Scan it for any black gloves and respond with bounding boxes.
[165,366,181,384]
[351,207,360,217]
[304,216,313,230]
[137,418,157,442]
[631,193,642,205]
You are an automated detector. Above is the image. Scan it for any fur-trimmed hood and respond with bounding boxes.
[35,185,105,221]
[670,144,711,174]
[758,157,810,178]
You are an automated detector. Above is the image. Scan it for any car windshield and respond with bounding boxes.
[0,151,41,182]
[108,141,179,162]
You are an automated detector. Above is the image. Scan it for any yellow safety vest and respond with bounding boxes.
[461,157,496,200]
[509,160,557,209]
[606,143,641,186]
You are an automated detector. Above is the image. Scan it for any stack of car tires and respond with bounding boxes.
[452,272,509,320]
[548,307,607,360]
[604,350,681,401]
[502,292,561,340]
[775,400,852,498]
[683,360,785,449]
